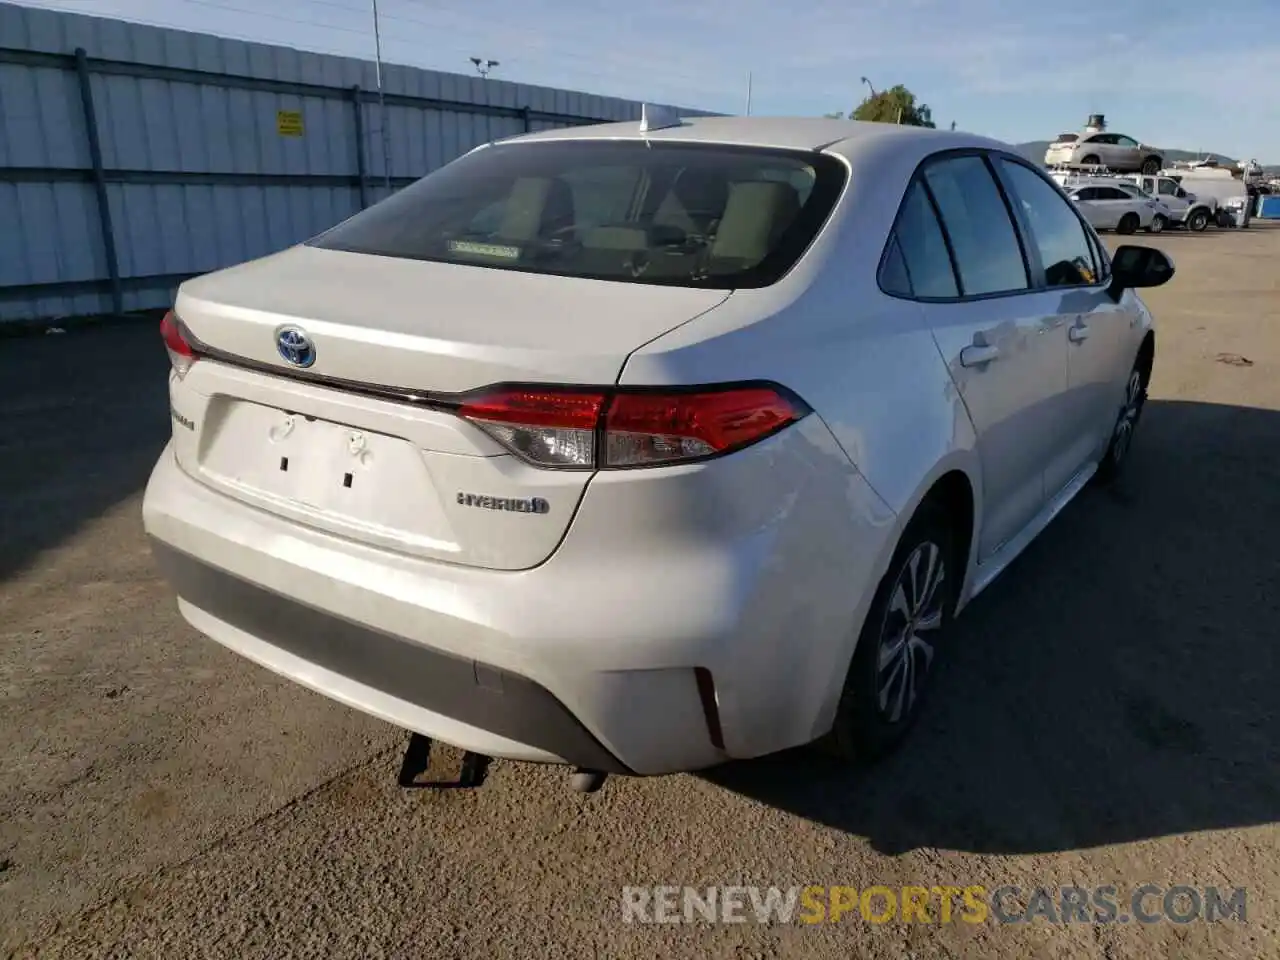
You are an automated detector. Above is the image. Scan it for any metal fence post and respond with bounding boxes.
[351,84,370,209]
[74,47,122,316]
[521,106,531,133]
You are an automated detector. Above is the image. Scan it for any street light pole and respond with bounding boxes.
[745,71,753,116]
[860,76,876,98]
[371,0,391,191]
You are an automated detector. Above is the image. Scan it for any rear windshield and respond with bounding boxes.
[1053,133,1079,144]
[310,140,847,289]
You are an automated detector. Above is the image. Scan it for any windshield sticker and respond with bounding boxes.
[448,240,521,259]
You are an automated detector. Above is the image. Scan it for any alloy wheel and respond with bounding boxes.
[1112,370,1145,464]
[876,541,946,723]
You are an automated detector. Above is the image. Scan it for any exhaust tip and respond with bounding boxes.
[570,769,607,793]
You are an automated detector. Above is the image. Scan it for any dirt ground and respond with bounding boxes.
[2,225,1278,959]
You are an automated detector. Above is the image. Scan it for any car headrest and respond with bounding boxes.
[710,181,802,263]
[498,177,577,240]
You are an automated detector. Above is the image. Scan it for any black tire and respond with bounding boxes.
[1141,156,1163,175]
[1095,352,1150,484]
[1187,209,1210,232]
[1117,213,1140,235]
[1081,154,1101,166]
[825,500,957,761]
[1147,214,1167,234]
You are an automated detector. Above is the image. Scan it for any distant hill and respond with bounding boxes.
[1014,141,1239,167]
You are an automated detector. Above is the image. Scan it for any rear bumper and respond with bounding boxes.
[152,539,629,773]
[143,414,895,775]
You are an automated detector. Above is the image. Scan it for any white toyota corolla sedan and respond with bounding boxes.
[143,112,1173,792]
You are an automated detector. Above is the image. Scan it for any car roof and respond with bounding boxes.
[502,115,1015,160]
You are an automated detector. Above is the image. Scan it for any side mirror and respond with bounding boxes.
[1108,245,1174,301]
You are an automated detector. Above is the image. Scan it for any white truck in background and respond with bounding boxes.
[1120,174,1216,231]
[1157,166,1253,227]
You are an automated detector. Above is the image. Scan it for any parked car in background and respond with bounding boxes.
[1066,181,1161,233]
[1053,170,1172,233]
[1100,180,1172,233]
[1045,130,1164,174]
[1120,174,1215,231]
[143,114,1172,791]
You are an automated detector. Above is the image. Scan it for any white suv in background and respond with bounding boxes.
[1045,131,1164,174]
[1065,181,1161,233]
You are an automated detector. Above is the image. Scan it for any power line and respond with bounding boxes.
[18,0,735,104]
[238,0,725,92]
[12,0,306,48]
[328,0,724,91]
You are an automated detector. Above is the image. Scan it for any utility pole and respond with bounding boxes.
[745,72,753,116]
[371,0,391,191]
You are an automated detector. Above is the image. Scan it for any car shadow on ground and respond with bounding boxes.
[1139,230,1223,240]
[704,398,1280,856]
[0,321,170,583]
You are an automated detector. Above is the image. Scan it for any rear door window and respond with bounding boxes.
[878,235,913,297]
[889,181,958,298]
[922,155,1029,296]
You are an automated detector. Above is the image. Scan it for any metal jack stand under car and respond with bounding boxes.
[395,732,609,793]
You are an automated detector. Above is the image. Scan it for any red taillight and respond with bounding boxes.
[160,309,197,378]
[605,387,804,467]
[457,384,808,470]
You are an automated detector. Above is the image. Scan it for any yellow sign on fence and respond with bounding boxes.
[276,110,304,137]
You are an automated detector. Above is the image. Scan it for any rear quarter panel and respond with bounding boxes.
[619,149,984,714]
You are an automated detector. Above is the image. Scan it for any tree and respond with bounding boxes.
[849,84,935,128]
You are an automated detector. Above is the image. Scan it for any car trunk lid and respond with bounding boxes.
[175,244,730,392]
[168,245,731,570]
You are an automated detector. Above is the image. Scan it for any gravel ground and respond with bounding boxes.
[2,226,1278,959]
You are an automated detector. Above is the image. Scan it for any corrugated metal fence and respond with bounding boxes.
[0,2,709,323]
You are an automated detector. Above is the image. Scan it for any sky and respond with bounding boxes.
[11,0,1280,161]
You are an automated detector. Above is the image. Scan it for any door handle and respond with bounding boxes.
[1068,324,1090,343]
[960,343,1000,367]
